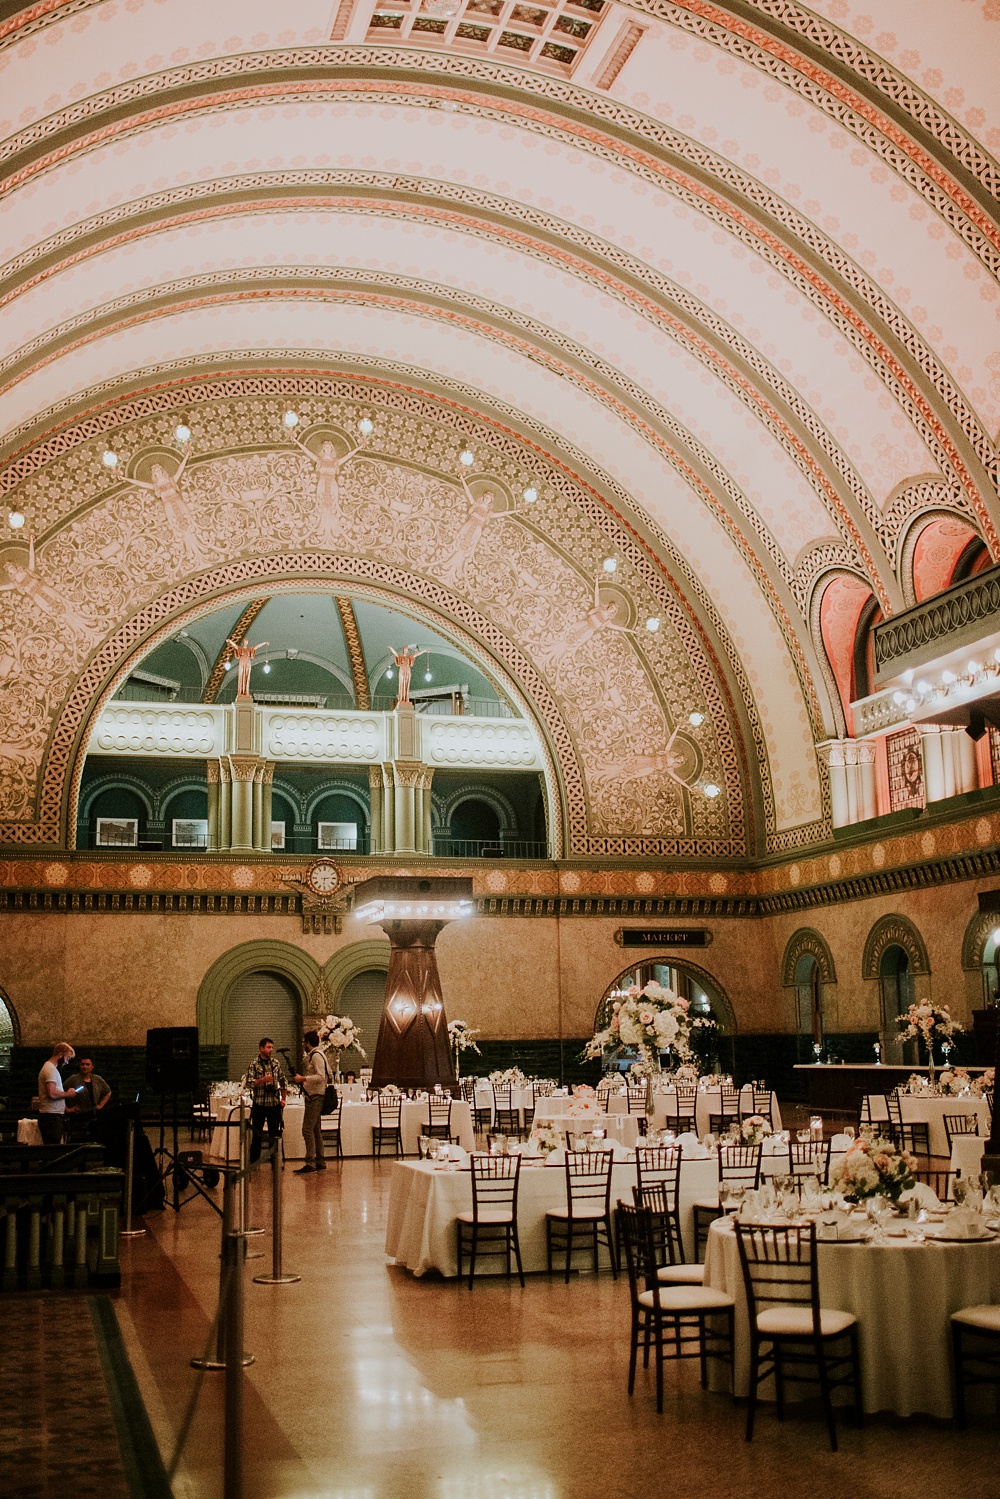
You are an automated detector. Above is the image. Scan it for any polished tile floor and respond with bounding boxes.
[107,1153,1000,1499]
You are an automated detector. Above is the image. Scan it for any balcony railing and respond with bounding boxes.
[873,563,1000,681]
[432,837,549,859]
[112,683,515,717]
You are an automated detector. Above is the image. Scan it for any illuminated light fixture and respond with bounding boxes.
[262,661,271,674]
[941,671,956,684]
[522,486,538,504]
[688,711,704,727]
[916,680,930,695]
[459,446,475,467]
[7,509,25,530]
[354,897,475,923]
[602,557,617,574]
[424,670,433,681]
[967,661,981,676]
[702,783,721,799]
[282,410,299,428]
[224,660,232,671]
[645,616,660,633]
[358,417,375,437]
[101,449,119,468]
[386,668,394,678]
[905,697,916,712]
[174,422,191,444]
[892,692,906,706]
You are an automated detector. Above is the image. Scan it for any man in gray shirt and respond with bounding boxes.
[65,1055,112,1136]
[37,1042,80,1145]
[294,1030,333,1173]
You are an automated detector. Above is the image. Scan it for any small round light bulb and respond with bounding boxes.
[523,486,538,504]
[8,509,25,530]
[101,449,118,468]
[703,783,721,799]
[645,616,660,633]
[283,410,299,429]
[688,711,704,727]
[358,417,374,437]
[602,557,617,574]
[174,423,191,444]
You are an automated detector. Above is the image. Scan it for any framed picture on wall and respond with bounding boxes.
[317,821,358,850]
[172,818,209,848]
[271,821,286,850]
[95,817,138,847]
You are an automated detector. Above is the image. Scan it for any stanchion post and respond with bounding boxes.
[253,1141,300,1285]
[191,1169,254,1371]
[223,1225,245,1499]
[240,1100,265,1240]
[120,1113,146,1238]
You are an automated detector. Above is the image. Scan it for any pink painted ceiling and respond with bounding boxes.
[0,0,997,853]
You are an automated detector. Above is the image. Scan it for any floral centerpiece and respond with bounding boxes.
[733,1114,772,1147]
[896,1002,963,1080]
[936,1067,974,1097]
[671,1063,701,1086]
[447,1019,481,1079]
[583,982,693,1065]
[318,1013,367,1076]
[529,1122,561,1156]
[489,1067,527,1087]
[971,1068,995,1098]
[902,1072,933,1094]
[830,1134,917,1204]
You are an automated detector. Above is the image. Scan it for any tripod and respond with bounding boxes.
[153,1086,222,1214]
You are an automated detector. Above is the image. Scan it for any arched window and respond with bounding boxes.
[594,960,735,1074]
[879,945,915,1061]
[819,575,875,732]
[793,951,823,1043]
[448,798,501,848]
[851,595,883,703]
[911,517,987,600]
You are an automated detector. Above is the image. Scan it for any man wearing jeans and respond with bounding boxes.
[37,1041,80,1144]
[294,1030,333,1174]
[242,1038,287,1164]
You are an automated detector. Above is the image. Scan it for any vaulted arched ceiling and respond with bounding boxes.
[0,0,997,857]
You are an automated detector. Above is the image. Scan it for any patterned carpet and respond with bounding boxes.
[0,1295,169,1499]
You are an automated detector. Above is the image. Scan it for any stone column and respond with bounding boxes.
[817,739,876,827]
[816,740,850,828]
[380,764,396,853]
[370,920,456,1090]
[420,768,435,855]
[260,762,274,851]
[227,755,258,850]
[206,761,221,851]
[392,763,420,855]
[218,759,232,850]
[368,766,384,854]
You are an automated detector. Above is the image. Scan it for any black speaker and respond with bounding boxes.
[145,1027,200,1093]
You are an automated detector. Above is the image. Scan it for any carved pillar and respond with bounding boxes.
[381,764,396,853]
[392,763,420,855]
[370,920,456,1089]
[227,755,259,850]
[251,761,275,851]
[369,765,384,854]
[206,760,221,851]
[218,759,232,849]
[817,740,850,828]
[817,739,876,827]
[420,769,435,855]
[921,725,978,802]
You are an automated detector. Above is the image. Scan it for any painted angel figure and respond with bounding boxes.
[596,725,696,791]
[226,637,269,698]
[388,645,428,706]
[285,429,369,505]
[437,479,508,585]
[0,538,94,634]
[540,574,644,668]
[120,453,200,566]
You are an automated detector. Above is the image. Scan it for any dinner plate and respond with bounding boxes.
[921,1230,996,1243]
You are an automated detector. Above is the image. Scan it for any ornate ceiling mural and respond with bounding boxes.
[0,0,997,861]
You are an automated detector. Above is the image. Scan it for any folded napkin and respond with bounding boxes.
[830,1133,852,1151]
[925,1206,986,1239]
[901,1181,941,1209]
[675,1132,711,1158]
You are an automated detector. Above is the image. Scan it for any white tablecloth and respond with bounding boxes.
[867,1095,989,1157]
[532,1104,640,1149]
[650,1086,782,1138]
[952,1135,986,1179]
[210,1098,474,1161]
[385,1157,638,1277]
[704,1215,1000,1417]
[17,1118,42,1145]
[473,1084,536,1122]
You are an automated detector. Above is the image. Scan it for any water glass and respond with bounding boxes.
[797,1129,811,1143]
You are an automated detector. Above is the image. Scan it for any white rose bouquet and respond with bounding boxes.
[318,1013,367,1057]
[970,1068,995,1098]
[830,1134,917,1204]
[735,1114,772,1147]
[583,981,692,1065]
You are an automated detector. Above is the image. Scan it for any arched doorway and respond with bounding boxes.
[335,970,387,1073]
[595,960,735,1074]
[449,797,501,852]
[224,971,302,1082]
[793,952,823,1047]
[0,987,18,1086]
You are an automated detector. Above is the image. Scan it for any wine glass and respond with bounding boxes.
[865,1194,890,1241]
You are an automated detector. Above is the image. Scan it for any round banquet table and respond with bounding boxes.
[209,1097,474,1161]
[532,1103,640,1148]
[703,1214,1000,1418]
[865,1094,989,1158]
[473,1084,537,1123]
[952,1134,986,1180]
[651,1086,782,1138]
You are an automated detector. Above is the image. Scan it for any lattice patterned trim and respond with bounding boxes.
[0,50,993,521]
[335,596,371,710]
[0,363,782,843]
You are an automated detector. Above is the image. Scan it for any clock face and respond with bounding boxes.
[307,859,341,895]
